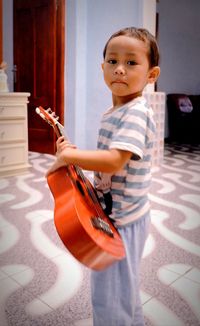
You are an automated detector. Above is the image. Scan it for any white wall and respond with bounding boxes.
[157,0,200,95]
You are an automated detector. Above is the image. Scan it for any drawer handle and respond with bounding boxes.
[0,131,5,139]
[0,156,6,164]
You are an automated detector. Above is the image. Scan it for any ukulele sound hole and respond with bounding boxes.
[91,217,114,238]
[76,180,85,196]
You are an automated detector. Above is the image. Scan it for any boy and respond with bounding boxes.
[47,27,160,325]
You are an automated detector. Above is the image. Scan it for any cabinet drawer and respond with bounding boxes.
[0,105,26,118]
[0,143,28,167]
[0,120,26,142]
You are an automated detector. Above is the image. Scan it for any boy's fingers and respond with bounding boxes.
[57,136,65,144]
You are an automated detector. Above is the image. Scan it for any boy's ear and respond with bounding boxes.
[101,62,104,71]
[148,66,160,84]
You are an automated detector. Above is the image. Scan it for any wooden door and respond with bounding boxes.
[14,0,65,154]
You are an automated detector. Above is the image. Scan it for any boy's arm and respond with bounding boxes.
[46,147,132,176]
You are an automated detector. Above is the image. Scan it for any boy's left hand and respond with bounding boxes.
[45,136,77,177]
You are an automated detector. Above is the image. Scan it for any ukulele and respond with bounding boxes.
[35,106,125,270]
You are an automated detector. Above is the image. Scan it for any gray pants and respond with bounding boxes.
[91,213,150,326]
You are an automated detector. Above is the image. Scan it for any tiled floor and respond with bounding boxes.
[0,143,200,325]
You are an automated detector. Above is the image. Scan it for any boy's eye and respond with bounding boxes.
[107,59,117,64]
[127,61,136,66]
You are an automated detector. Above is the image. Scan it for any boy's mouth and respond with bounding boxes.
[112,80,127,85]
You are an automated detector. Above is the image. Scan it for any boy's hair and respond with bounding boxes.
[103,27,160,68]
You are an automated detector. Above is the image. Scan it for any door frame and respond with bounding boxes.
[56,0,65,125]
[0,0,2,63]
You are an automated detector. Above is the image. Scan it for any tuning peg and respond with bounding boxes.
[51,112,59,120]
[35,107,40,114]
[47,108,52,114]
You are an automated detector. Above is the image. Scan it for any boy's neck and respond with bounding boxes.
[112,91,143,109]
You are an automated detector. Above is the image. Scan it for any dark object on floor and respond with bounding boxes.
[167,93,200,144]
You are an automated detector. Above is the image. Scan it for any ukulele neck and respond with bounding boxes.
[54,120,84,178]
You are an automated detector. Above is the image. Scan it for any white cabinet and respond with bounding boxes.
[0,92,31,177]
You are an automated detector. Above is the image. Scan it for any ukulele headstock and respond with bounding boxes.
[35,106,59,127]
[35,106,66,138]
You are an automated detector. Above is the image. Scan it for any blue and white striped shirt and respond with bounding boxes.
[94,96,156,226]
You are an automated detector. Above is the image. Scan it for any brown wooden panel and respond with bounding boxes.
[14,7,34,93]
[14,0,65,154]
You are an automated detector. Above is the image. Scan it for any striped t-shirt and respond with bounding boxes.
[94,96,156,226]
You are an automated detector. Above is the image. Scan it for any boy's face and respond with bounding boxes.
[102,35,159,105]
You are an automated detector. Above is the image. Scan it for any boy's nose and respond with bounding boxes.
[114,65,125,75]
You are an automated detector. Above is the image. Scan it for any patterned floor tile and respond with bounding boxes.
[0,144,200,325]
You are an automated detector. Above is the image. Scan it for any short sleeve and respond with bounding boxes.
[109,103,148,159]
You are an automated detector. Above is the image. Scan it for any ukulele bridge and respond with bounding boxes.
[91,217,114,238]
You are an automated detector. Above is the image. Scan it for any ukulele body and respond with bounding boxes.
[47,165,125,270]
[36,106,125,270]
